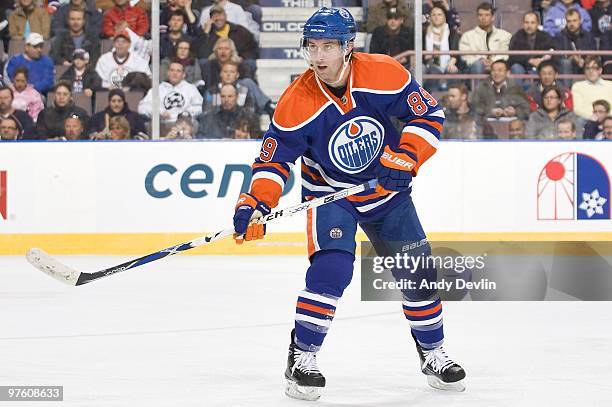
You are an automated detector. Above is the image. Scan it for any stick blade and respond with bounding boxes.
[26,248,80,286]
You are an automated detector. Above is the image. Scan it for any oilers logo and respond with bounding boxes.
[328,116,384,174]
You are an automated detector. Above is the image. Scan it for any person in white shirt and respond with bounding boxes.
[138,61,203,135]
[571,56,612,120]
[199,0,259,38]
[95,31,151,89]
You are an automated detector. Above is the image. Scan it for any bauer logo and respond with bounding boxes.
[0,170,6,220]
[328,116,384,174]
[537,152,610,220]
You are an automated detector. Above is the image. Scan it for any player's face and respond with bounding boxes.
[64,118,83,140]
[220,64,239,84]
[13,73,28,92]
[556,123,575,139]
[523,14,538,35]
[54,87,71,108]
[539,66,556,86]
[109,95,125,113]
[304,39,350,85]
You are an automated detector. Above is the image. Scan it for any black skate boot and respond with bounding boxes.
[412,332,466,392]
[284,329,326,401]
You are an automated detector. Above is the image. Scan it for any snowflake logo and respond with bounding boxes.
[578,189,607,218]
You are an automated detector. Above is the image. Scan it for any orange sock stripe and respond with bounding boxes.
[403,303,442,317]
[297,301,335,317]
[252,162,290,179]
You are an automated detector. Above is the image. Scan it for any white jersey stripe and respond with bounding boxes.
[295,314,333,327]
[302,179,335,192]
[302,157,355,188]
[407,314,443,326]
[251,171,285,189]
[299,289,338,307]
[355,191,399,212]
[402,126,440,148]
[402,299,437,308]
[429,110,446,119]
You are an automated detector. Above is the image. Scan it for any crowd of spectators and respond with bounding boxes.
[0,0,610,141]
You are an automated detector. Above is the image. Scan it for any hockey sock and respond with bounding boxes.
[294,250,354,351]
[402,297,445,349]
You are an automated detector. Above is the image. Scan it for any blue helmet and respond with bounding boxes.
[302,7,357,44]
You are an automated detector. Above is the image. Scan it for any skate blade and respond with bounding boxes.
[427,376,466,392]
[285,380,322,401]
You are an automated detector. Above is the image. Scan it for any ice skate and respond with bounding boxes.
[284,329,325,401]
[413,333,466,392]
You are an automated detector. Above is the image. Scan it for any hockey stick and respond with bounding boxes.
[26,179,378,286]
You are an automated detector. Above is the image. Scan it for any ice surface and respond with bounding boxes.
[1,255,611,406]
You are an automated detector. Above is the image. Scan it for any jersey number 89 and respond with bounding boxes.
[407,87,438,116]
[259,137,278,162]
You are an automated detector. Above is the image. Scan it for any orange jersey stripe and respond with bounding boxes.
[403,303,442,317]
[301,163,325,183]
[307,208,315,258]
[411,118,443,133]
[400,133,438,174]
[252,162,290,179]
[297,301,335,317]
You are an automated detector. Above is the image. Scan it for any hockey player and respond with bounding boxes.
[232,7,466,401]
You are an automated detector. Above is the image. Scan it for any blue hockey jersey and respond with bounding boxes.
[249,52,444,221]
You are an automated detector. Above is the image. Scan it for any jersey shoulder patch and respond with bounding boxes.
[272,69,330,131]
[351,52,411,93]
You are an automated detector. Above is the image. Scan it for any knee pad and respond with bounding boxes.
[306,250,355,298]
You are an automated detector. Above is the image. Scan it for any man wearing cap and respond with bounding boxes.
[50,7,101,66]
[196,5,258,61]
[60,49,102,97]
[102,0,149,38]
[199,0,258,38]
[369,8,414,67]
[5,33,55,95]
[95,31,151,89]
[8,0,51,40]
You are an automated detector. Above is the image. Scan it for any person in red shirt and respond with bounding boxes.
[102,0,149,38]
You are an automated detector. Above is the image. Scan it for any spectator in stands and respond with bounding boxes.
[10,66,44,122]
[51,0,103,37]
[36,82,90,139]
[555,118,578,139]
[441,83,495,139]
[96,31,151,89]
[161,0,199,32]
[509,118,527,139]
[422,5,463,91]
[589,0,611,37]
[0,86,35,138]
[367,0,413,33]
[508,12,555,79]
[527,61,573,111]
[471,59,530,120]
[459,2,512,74]
[571,56,612,119]
[6,33,55,95]
[9,0,51,40]
[199,0,259,38]
[91,115,132,140]
[0,116,23,141]
[202,37,254,92]
[234,0,262,28]
[162,39,203,85]
[533,0,554,25]
[544,0,592,36]
[163,114,196,139]
[526,86,581,138]
[584,99,610,138]
[423,0,460,33]
[50,7,101,66]
[370,8,414,68]
[102,0,150,38]
[602,116,612,139]
[63,115,86,140]
[197,83,260,139]
[138,61,203,135]
[602,27,612,73]
[204,60,273,116]
[554,8,597,77]
[87,88,147,139]
[161,11,194,59]
[197,5,258,63]
[60,49,102,97]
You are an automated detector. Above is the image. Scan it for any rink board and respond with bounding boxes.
[0,140,610,254]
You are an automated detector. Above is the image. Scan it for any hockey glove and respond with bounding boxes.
[233,193,271,244]
[374,145,417,194]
